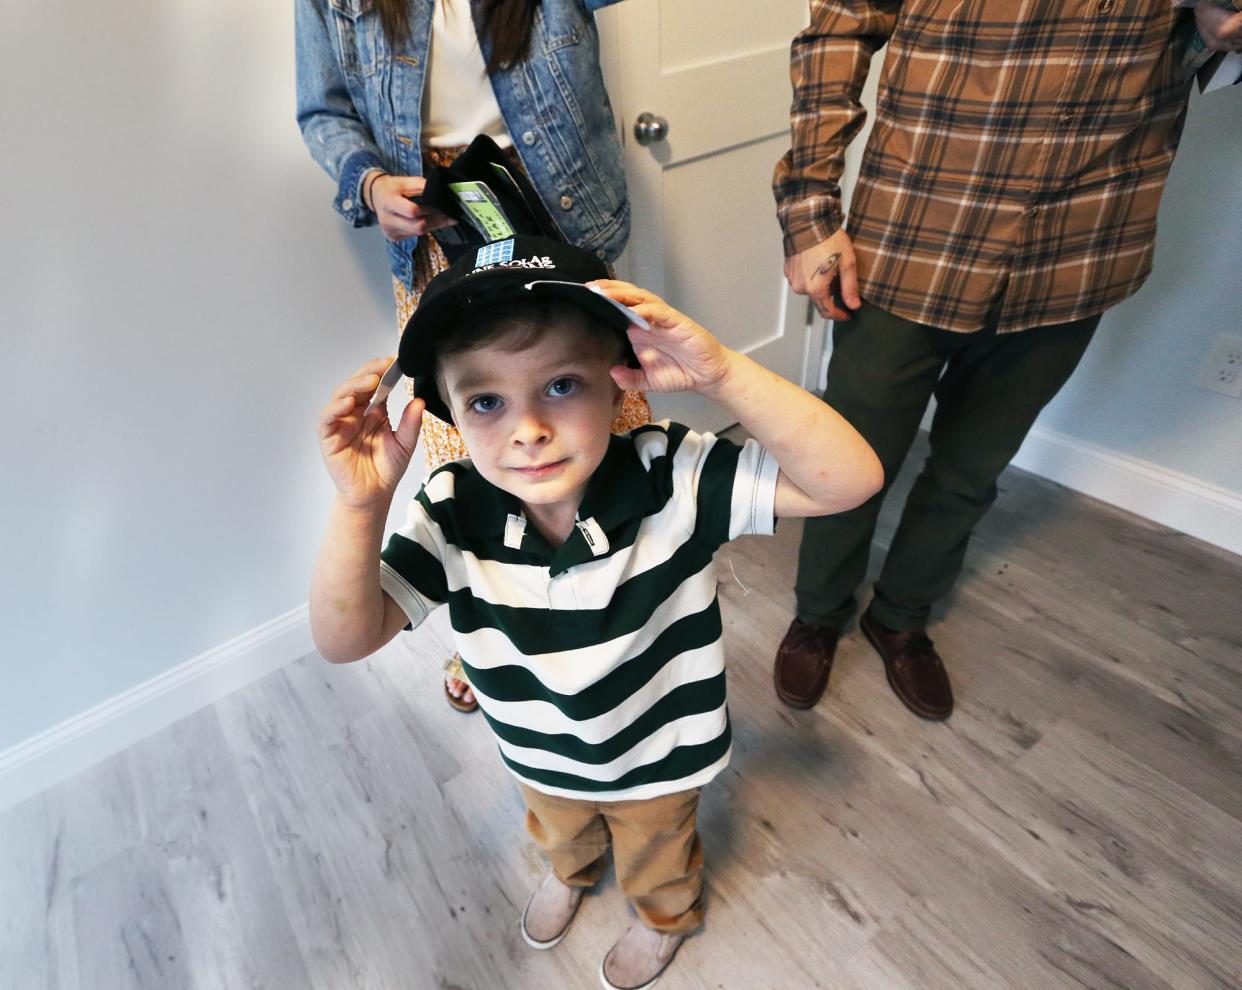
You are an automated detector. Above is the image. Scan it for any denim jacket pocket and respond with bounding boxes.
[329,0,381,78]
[535,3,588,53]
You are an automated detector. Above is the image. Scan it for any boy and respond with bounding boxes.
[311,236,882,989]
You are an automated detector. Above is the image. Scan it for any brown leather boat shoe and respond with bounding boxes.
[773,618,840,709]
[859,612,953,720]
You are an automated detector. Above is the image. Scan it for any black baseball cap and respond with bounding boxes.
[398,235,647,422]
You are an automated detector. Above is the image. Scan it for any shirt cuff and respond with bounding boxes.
[728,441,780,540]
[379,561,438,630]
[779,195,845,257]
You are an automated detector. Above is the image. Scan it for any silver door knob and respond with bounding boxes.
[633,112,669,146]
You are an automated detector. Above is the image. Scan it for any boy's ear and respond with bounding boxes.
[435,372,458,426]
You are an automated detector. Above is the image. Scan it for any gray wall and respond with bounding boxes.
[1035,88,1242,492]
[1,5,1238,754]
[0,1,405,752]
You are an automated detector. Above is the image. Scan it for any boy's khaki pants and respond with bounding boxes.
[520,784,705,934]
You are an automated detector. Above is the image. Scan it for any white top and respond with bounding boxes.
[422,0,512,149]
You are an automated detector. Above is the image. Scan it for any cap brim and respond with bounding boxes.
[523,280,651,333]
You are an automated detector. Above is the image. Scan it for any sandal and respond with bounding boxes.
[443,653,479,713]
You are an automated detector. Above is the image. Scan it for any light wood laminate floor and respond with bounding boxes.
[3,435,1241,990]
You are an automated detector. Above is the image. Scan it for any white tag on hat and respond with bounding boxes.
[364,357,404,415]
[587,283,651,331]
[523,280,650,331]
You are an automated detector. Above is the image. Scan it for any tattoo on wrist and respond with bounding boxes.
[815,253,842,278]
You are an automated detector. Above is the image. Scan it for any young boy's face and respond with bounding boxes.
[438,315,625,519]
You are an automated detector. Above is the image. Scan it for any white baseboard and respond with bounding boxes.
[0,605,313,813]
[1011,425,1242,558]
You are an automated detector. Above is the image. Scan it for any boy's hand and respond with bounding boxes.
[318,357,423,508]
[590,281,733,397]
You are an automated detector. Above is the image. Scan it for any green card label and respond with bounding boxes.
[449,180,515,241]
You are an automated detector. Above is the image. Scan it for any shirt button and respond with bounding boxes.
[1059,109,1074,124]
[522,130,537,146]
[342,198,354,211]
[1098,0,1113,10]
[560,195,574,210]
[1026,205,1040,218]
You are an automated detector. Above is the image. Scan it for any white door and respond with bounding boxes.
[596,0,819,432]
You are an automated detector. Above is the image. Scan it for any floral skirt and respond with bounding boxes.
[393,145,650,472]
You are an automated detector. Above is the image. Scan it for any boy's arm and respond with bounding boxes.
[596,282,883,519]
[310,357,426,662]
[702,350,882,519]
[311,498,411,663]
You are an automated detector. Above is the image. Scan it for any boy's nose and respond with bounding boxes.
[511,411,552,447]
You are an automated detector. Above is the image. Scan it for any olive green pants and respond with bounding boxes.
[796,302,1099,632]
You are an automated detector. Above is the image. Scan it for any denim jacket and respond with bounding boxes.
[295,0,630,288]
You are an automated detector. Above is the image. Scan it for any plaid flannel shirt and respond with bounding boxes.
[773,1,1198,332]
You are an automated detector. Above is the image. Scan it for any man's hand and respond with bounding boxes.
[590,281,732,397]
[318,357,424,508]
[1196,3,1242,52]
[784,228,861,321]
[369,175,455,242]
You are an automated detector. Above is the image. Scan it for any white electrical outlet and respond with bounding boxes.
[1196,334,1242,398]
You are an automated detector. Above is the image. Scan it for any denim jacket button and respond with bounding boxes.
[560,195,574,210]
[522,130,537,146]
[342,198,354,211]
[596,248,607,259]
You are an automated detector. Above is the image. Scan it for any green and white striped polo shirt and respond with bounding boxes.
[379,421,779,801]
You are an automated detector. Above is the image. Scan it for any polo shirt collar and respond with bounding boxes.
[576,433,658,533]
[452,435,659,571]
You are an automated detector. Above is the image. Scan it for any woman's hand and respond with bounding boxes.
[369,175,456,242]
[591,281,734,398]
[318,357,424,508]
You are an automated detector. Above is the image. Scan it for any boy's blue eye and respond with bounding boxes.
[548,377,579,397]
[470,394,501,414]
